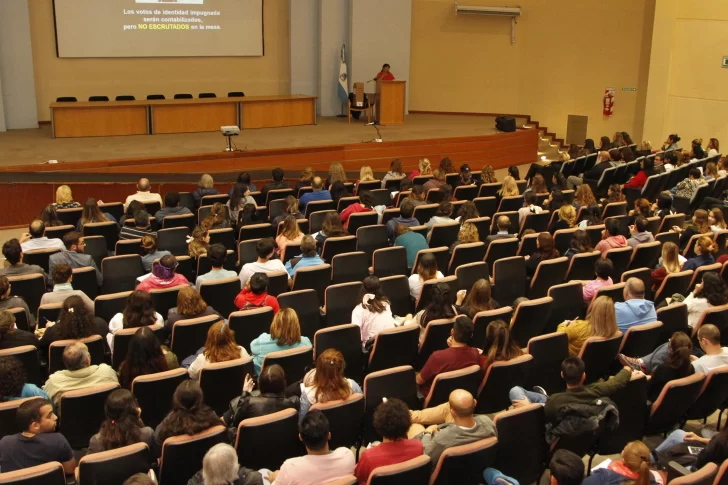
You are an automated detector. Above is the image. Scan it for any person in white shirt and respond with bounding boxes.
[408,252,444,300]
[19,220,65,253]
[683,273,728,328]
[107,290,164,352]
[692,324,728,375]
[351,276,395,346]
[707,138,720,158]
[188,320,249,379]
[238,238,287,287]
[124,178,163,210]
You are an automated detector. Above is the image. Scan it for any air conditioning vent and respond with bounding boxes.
[455,4,521,17]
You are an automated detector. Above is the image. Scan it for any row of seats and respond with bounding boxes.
[55,92,246,102]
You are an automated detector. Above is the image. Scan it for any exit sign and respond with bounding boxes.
[723,56,728,68]
[622,87,637,92]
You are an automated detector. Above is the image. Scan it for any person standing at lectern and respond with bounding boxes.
[375,64,395,82]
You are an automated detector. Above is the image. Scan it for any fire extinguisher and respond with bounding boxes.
[603,88,614,116]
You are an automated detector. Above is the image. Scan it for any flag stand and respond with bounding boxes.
[336,102,347,118]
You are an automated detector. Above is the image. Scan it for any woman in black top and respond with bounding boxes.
[646,332,694,403]
[39,295,108,354]
[0,310,38,350]
[0,277,34,329]
[526,233,560,277]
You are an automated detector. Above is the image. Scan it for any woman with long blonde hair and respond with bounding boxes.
[250,308,311,374]
[359,166,375,183]
[54,185,80,209]
[410,158,432,180]
[296,167,314,193]
[709,208,727,233]
[299,349,362,422]
[188,321,249,379]
[497,176,519,198]
[651,242,682,291]
[275,215,304,261]
[550,204,577,233]
[674,209,711,251]
[558,296,619,356]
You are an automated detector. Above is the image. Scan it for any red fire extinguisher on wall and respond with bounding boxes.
[603,87,615,116]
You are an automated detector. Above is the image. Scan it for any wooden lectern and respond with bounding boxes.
[376,80,406,124]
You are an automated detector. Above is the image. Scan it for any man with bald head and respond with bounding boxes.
[19,220,66,253]
[43,342,118,407]
[412,389,496,467]
[614,277,656,331]
[484,215,516,250]
[298,176,332,210]
[124,177,163,210]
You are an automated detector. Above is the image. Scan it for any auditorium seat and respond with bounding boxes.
[235,409,302,471]
[618,321,663,358]
[476,354,533,414]
[278,290,321,339]
[430,437,498,485]
[310,394,365,450]
[0,346,42,386]
[101,255,144,294]
[6,274,45,319]
[578,334,623,384]
[261,346,313,384]
[0,461,67,484]
[147,94,165,100]
[509,296,553,347]
[416,317,455,370]
[198,92,216,98]
[88,96,109,101]
[323,283,362,327]
[645,373,705,435]
[56,96,77,102]
[132,368,188,429]
[173,93,193,99]
[228,91,246,97]
[170,314,219,361]
[527,332,568,395]
[115,95,136,101]
[159,425,228,485]
[367,455,432,485]
[199,357,253,415]
[75,442,150,485]
[424,364,481,408]
[59,382,119,449]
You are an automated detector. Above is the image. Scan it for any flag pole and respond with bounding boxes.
[336,42,348,118]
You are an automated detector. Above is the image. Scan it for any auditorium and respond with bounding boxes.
[0,0,727,484]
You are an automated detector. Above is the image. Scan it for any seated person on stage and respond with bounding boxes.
[614,278,657,332]
[124,177,163,210]
[49,231,102,287]
[0,398,75,474]
[409,389,496,467]
[355,398,423,484]
[153,191,192,225]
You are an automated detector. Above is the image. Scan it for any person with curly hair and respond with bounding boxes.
[0,356,48,402]
[140,234,172,273]
[299,349,362,422]
[118,327,178,390]
[480,165,498,184]
[296,167,314,193]
[165,286,221,338]
[449,221,479,255]
[39,295,107,355]
[188,227,211,258]
[107,290,164,352]
[326,162,348,188]
[200,202,232,231]
[188,321,249,379]
[683,272,728,328]
[355,398,424,484]
[88,389,153,454]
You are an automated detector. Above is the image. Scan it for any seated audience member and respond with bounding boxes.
[223,364,298,431]
[549,205,577,234]
[188,227,210,258]
[595,218,627,257]
[0,311,37,350]
[423,168,447,192]
[340,191,374,227]
[49,231,101,287]
[629,198,653,219]
[653,192,675,219]
[410,158,432,180]
[76,198,118,232]
[485,215,516,249]
[416,316,480,396]
[0,238,47,279]
[154,191,192,225]
[352,276,394,346]
[409,283,458,343]
[166,286,221,337]
[299,349,362,419]
[188,320,250,379]
[19,220,65,252]
[641,332,694,403]
[582,441,658,485]
[264,411,355,485]
[455,279,498,319]
[41,264,94,312]
[509,357,637,425]
[120,200,144,227]
[683,235,717,271]
[355,398,424,484]
[152,381,222,459]
[410,389,496,467]
[108,290,165,350]
[124,178,163,209]
[299,176,331,209]
[238,238,286,286]
[276,216,305,262]
[40,204,64,228]
[140,234,171,273]
[272,196,303,227]
[195,243,236,290]
[200,202,232,231]
[285,235,325,278]
[548,449,586,485]
[621,324,728,376]
[577,204,602,230]
[614,278,657,331]
[450,222,479,255]
[425,202,455,233]
[394,224,429,270]
[88,389,154,454]
[39,295,107,353]
[250,308,311,374]
[566,152,613,190]
[381,159,405,188]
[673,209,712,251]
[188,443,262,485]
[227,184,256,224]
[261,168,290,198]
[672,168,708,200]
[118,327,178,390]
[402,185,427,208]
[0,356,48,401]
[230,172,258,195]
[315,212,349,251]
[623,158,655,189]
[651,241,682,290]
[652,423,728,472]
[0,398,75,474]
[456,201,479,224]
[408,252,444,300]
[386,200,419,241]
[234,272,279,313]
[53,185,81,209]
[518,192,544,225]
[481,320,523,370]
[496,176,519,203]
[119,210,155,240]
[43,342,118,407]
[136,255,190,292]
[710,207,727,234]
[564,230,594,260]
[688,273,728,329]
[558,296,619,356]
[192,174,220,209]
[627,216,654,249]
[604,184,626,205]
[295,167,314,193]
[238,204,261,228]
[526,232,560,277]
[581,258,614,304]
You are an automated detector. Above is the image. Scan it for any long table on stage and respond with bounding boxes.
[49,95,318,138]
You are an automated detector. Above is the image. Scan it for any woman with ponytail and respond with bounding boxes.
[88,389,153,454]
[684,272,728,328]
[482,320,523,370]
[558,296,619,356]
[645,332,694,403]
[583,441,657,485]
[682,235,717,272]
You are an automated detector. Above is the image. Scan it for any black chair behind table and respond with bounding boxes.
[170,314,219,362]
[278,290,321,340]
[0,346,42,387]
[59,382,119,449]
[228,308,274,354]
[199,277,240,319]
[56,96,77,102]
[88,95,109,101]
[367,324,420,374]
[372,247,409,278]
[228,91,245,97]
[6,274,45,319]
[101,255,144,294]
[527,332,568,395]
[76,442,150,485]
[323,282,362,327]
[493,404,548,485]
[454,261,489,293]
[112,324,165,370]
[475,354,533,414]
[132,368,188,430]
[173,93,193,99]
[261,346,313,385]
[618,321,663,358]
[310,394,366,450]
[430,437,499,485]
[158,426,228,485]
[484,238,518,276]
[578,334,624,385]
[291,264,331,306]
[331,251,369,284]
[416,318,455,370]
[235,409,303,471]
[314,324,364,381]
[199,357,254,415]
[147,94,165,100]
[492,256,526,307]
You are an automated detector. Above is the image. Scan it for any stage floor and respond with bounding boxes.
[0,113,527,166]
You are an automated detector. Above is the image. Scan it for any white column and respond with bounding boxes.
[319,0,350,117]
[289,0,320,112]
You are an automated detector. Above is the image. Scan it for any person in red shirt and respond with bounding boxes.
[355,398,423,484]
[623,158,655,190]
[340,191,375,228]
[233,272,280,314]
[375,63,395,81]
[416,316,481,396]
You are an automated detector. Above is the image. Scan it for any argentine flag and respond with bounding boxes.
[338,43,348,103]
